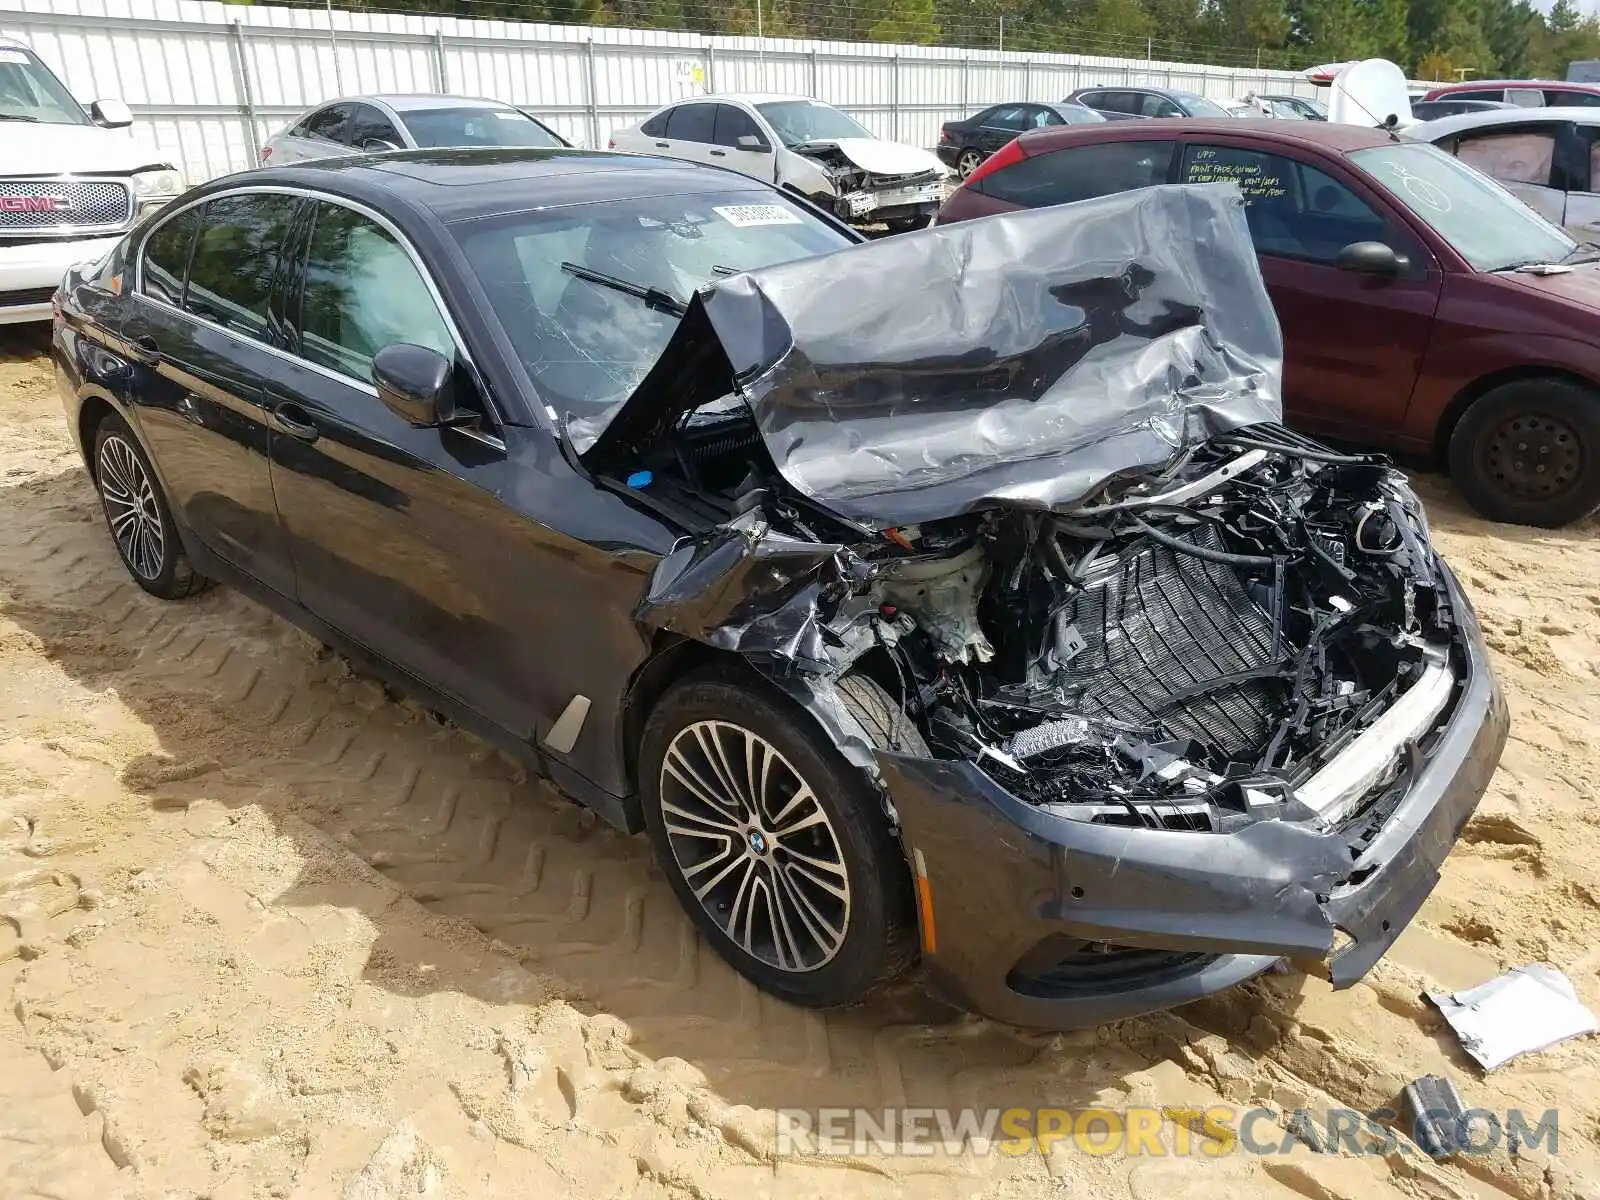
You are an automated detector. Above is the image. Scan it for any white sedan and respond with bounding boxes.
[610,93,948,232]
[261,94,569,166]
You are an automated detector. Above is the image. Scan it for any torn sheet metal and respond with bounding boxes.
[633,510,855,670]
[1427,963,1599,1070]
[580,182,1283,528]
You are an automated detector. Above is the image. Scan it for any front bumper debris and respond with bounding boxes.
[883,566,1507,1030]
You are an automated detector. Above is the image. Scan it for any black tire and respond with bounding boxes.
[639,670,918,1010]
[1447,378,1600,528]
[956,147,984,179]
[90,413,211,600]
[884,216,929,235]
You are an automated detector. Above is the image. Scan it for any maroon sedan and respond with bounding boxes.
[937,119,1600,527]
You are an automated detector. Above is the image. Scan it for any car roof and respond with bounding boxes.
[1018,117,1397,154]
[207,147,778,224]
[310,94,517,113]
[1430,78,1600,93]
[686,93,818,106]
[1403,105,1600,139]
[1069,84,1204,98]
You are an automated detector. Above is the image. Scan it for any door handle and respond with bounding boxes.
[128,333,161,364]
[654,141,670,149]
[710,149,726,157]
[271,401,319,442]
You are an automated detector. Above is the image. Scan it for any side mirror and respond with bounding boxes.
[372,344,459,426]
[1335,240,1405,276]
[362,138,403,153]
[736,134,771,153]
[90,99,133,129]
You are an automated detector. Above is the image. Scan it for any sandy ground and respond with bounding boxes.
[2,327,1599,1200]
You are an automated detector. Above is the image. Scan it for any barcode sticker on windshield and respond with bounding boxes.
[0,50,30,63]
[492,111,524,120]
[713,204,803,227]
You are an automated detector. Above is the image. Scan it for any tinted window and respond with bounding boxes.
[1448,89,1503,103]
[403,107,565,148]
[1455,129,1556,186]
[1142,93,1183,118]
[712,104,765,148]
[142,207,199,306]
[184,193,300,339]
[1549,89,1600,107]
[986,106,1028,129]
[298,104,352,143]
[665,103,716,143]
[640,111,669,137]
[1099,91,1139,114]
[1180,144,1386,264]
[298,202,454,382]
[1074,91,1108,109]
[348,103,402,149]
[974,140,1175,206]
[452,191,849,423]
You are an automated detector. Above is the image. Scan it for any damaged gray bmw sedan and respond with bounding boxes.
[56,150,1506,1029]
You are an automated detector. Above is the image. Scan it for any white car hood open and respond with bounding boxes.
[798,137,945,177]
[0,121,169,175]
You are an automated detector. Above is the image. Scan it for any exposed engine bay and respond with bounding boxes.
[607,405,1458,839]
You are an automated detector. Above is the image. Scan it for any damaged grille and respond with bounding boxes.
[1054,527,1286,759]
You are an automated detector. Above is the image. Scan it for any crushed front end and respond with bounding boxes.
[580,183,1508,1027]
[789,142,946,226]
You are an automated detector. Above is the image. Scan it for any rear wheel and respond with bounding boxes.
[91,413,211,600]
[956,148,984,179]
[1448,378,1600,527]
[639,670,920,1009]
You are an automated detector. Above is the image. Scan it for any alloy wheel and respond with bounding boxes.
[958,149,983,179]
[97,435,166,580]
[658,720,851,972]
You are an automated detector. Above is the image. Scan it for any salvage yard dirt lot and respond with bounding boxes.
[2,328,1599,1200]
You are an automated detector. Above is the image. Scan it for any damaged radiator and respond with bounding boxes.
[1052,527,1286,760]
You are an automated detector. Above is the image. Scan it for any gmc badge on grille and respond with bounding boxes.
[0,195,72,213]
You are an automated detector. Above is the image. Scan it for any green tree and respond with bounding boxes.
[868,0,942,43]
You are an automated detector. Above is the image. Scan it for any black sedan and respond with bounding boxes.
[53,152,1505,1029]
[936,101,1103,178]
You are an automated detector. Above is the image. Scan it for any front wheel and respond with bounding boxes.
[92,413,211,600]
[1447,378,1600,527]
[639,671,918,1009]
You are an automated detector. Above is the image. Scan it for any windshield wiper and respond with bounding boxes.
[560,262,686,316]
[1560,242,1600,265]
[0,114,40,122]
[1489,258,1575,275]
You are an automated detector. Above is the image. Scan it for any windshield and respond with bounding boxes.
[756,100,873,146]
[0,47,87,125]
[1175,92,1232,118]
[403,107,564,149]
[1350,142,1576,271]
[453,190,852,423]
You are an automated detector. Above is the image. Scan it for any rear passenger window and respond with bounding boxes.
[1455,129,1556,186]
[973,140,1175,207]
[297,202,454,382]
[141,207,198,306]
[666,103,715,144]
[184,193,301,340]
[1551,90,1600,107]
[298,104,352,143]
[640,111,669,137]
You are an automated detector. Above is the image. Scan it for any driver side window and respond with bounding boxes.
[296,201,456,384]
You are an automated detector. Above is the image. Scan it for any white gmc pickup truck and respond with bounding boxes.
[0,37,183,324]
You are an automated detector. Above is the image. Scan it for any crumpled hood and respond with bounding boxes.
[0,121,171,176]
[580,182,1284,529]
[792,137,945,178]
